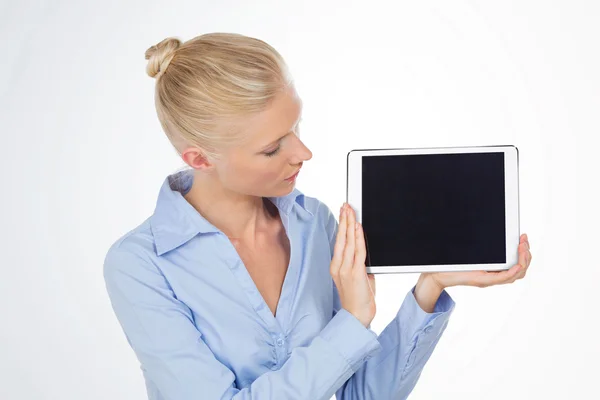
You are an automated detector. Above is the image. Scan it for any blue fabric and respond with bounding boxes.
[103,168,456,400]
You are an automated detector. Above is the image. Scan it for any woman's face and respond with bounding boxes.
[193,85,313,198]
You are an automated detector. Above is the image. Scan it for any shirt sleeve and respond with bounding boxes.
[323,204,456,400]
[103,244,383,400]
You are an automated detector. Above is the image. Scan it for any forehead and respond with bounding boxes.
[241,86,302,145]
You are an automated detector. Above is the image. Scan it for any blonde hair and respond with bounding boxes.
[144,33,293,162]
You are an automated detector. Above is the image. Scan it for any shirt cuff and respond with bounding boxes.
[319,308,382,373]
[400,285,456,338]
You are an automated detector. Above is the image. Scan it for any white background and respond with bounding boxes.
[1,0,598,399]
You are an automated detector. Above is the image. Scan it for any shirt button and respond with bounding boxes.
[276,338,284,346]
[424,326,433,333]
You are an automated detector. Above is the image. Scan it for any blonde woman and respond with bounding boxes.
[103,32,532,400]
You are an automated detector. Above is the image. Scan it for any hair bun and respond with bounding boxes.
[145,37,182,79]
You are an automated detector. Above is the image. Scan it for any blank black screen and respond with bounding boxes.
[361,152,506,267]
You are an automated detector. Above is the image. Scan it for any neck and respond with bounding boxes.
[183,170,278,242]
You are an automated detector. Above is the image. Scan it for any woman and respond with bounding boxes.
[103,32,532,400]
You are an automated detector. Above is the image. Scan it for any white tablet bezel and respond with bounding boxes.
[347,145,520,274]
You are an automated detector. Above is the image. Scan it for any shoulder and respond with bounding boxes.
[295,192,338,239]
[103,218,161,283]
[297,192,336,221]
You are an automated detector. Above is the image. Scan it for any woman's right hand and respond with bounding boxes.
[330,203,376,328]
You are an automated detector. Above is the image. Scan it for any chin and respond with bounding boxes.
[273,182,296,197]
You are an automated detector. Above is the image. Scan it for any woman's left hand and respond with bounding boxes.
[422,234,532,290]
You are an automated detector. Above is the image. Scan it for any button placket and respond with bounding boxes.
[274,333,288,363]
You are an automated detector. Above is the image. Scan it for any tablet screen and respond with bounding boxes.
[361,152,507,267]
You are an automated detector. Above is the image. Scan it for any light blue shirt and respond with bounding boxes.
[103,169,456,400]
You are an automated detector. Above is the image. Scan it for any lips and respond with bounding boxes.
[285,168,301,180]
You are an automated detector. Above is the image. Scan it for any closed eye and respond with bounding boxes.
[264,146,281,157]
[261,119,301,158]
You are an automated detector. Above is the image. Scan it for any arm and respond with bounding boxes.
[103,244,383,400]
[322,206,456,400]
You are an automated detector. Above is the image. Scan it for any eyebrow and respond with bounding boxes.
[258,113,303,152]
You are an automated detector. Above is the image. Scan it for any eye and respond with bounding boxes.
[264,146,281,157]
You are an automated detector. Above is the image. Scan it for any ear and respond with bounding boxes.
[181,147,214,170]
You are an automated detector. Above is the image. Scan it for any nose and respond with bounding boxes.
[290,135,312,164]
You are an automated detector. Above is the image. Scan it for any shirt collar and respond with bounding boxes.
[150,169,314,256]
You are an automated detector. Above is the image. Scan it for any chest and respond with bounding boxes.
[161,214,335,388]
[232,234,291,318]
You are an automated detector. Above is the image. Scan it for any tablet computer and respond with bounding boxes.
[346,145,520,274]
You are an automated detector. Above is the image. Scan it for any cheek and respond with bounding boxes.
[251,162,284,185]
[261,163,284,180]
[224,158,283,186]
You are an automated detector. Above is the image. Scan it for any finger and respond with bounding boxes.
[520,233,530,250]
[340,205,355,274]
[515,265,527,280]
[478,264,521,287]
[518,241,528,270]
[367,273,376,296]
[331,204,347,275]
[523,250,532,271]
[502,264,523,284]
[354,221,367,271]
[505,245,528,282]
[514,259,529,280]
